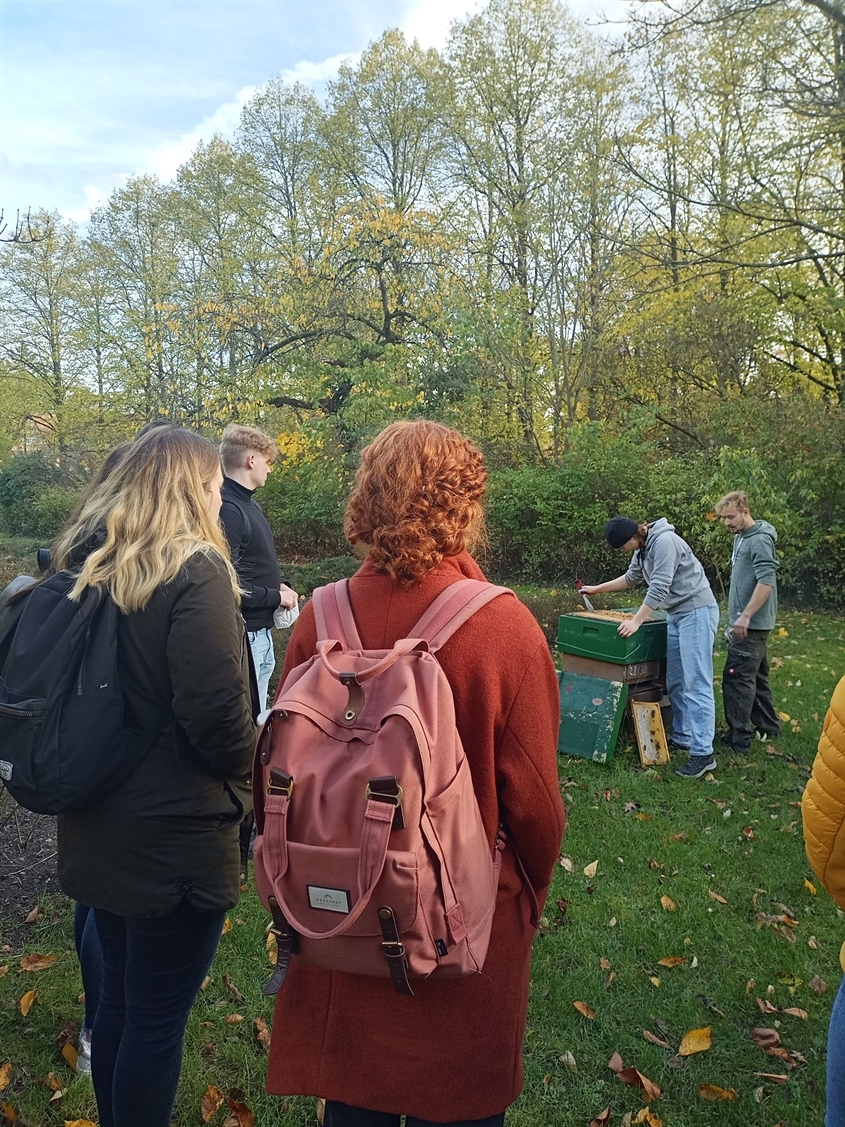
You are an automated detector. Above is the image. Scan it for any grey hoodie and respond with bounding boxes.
[728,520,779,631]
[624,518,717,614]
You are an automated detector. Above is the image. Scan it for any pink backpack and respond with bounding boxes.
[253,577,515,996]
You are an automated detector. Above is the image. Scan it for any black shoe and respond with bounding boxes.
[675,755,717,779]
[668,738,691,752]
[716,734,749,754]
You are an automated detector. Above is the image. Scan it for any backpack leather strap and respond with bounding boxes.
[313,581,363,649]
[409,579,513,653]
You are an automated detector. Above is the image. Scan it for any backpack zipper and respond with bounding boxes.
[77,622,93,696]
[0,703,38,717]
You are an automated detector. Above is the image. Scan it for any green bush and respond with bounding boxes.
[32,486,82,540]
[282,555,360,596]
[0,453,82,538]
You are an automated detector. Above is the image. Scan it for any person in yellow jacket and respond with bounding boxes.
[802,674,845,1127]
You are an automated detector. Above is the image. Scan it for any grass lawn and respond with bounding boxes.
[0,587,843,1126]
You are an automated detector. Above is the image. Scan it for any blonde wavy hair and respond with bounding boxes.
[344,420,487,587]
[53,428,239,613]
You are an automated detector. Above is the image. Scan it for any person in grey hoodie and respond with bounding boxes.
[715,491,780,752]
[581,516,719,778]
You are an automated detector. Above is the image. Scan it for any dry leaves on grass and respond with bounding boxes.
[23,907,39,924]
[583,860,599,879]
[224,1098,255,1127]
[559,855,574,872]
[0,967,8,979]
[660,895,676,912]
[643,1030,672,1049]
[625,1111,663,1127]
[254,1016,271,1052]
[60,1044,78,1071]
[750,1027,781,1050]
[588,1108,611,1127]
[225,1013,244,1025]
[18,991,37,1016]
[804,879,817,895]
[0,1103,17,1125]
[201,1085,225,1123]
[810,975,828,995]
[64,1121,97,1127]
[699,1084,738,1101]
[266,933,278,966]
[19,954,57,972]
[560,1051,577,1072]
[756,997,778,1014]
[221,917,233,936]
[573,1000,595,1020]
[657,956,684,968]
[0,1067,10,1093]
[783,1007,809,1019]
[223,975,244,1003]
[678,1027,712,1056]
[608,1053,661,1101]
[708,891,728,904]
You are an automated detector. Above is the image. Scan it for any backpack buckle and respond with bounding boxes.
[366,776,404,829]
[267,768,294,797]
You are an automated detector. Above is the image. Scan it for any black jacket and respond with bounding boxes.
[57,552,256,917]
[219,477,282,631]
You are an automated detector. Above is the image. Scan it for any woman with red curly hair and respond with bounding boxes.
[261,420,565,1127]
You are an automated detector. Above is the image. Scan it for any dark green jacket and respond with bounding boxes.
[57,551,256,917]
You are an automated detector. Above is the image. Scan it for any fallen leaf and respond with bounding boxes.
[608,1052,624,1072]
[709,798,728,809]
[19,954,56,972]
[746,979,756,993]
[221,917,233,936]
[699,1084,738,1101]
[24,907,39,924]
[560,1050,577,1072]
[742,826,756,840]
[600,956,611,970]
[225,1013,244,1024]
[777,710,791,721]
[776,628,789,637]
[756,997,778,1014]
[559,855,575,872]
[226,1098,255,1127]
[588,1108,612,1127]
[200,975,212,991]
[660,895,676,912]
[608,917,617,927]
[0,967,7,979]
[0,1066,10,1091]
[616,1067,662,1101]
[0,1103,16,1124]
[201,1085,225,1123]
[752,1071,789,1084]
[48,1089,65,1104]
[60,1044,78,1071]
[64,1122,98,1127]
[658,956,685,967]
[750,1027,781,1050]
[783,1007,809,1020]
[19,990,37,1016]
[708,891,728,904]
[254,1016,271,1052]
[649,976,660,987]
[804,879,817,895]
[808,936,819,949]
[223,975,244,1003]
[635,813,651,821]
[632,1112,663,1127]
[670,832,688,841]
[604,971,616,988]
[809,975,828,995]
[573,1000,595,1020]
[266,932,278,966]
[643,1030,672,1049]
[583,860,599,879]
[678,1026,712,1056]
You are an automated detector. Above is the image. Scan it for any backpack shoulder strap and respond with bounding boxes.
[312,579,363,650]
[411,578,512,653]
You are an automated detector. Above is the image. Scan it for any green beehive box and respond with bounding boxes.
[557,610,667,665]
[558,671,628,763]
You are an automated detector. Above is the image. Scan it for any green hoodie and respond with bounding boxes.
[728,520,779,631]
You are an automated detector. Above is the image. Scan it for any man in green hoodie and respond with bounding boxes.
[716,491,781,753]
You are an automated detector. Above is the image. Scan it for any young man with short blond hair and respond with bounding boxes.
[715,491,780,753]
[219,424,297,712]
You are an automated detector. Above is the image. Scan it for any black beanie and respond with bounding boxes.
[605,516,640,549]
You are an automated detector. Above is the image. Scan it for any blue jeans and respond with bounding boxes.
[324,1101,505,1127]
[92,900,226,1127]
[248,627,275,712]
[74,902,103,1032]
[666,604,719,758]
[827,971,845,1126]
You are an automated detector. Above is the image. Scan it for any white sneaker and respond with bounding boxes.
[76,1028,92,1075]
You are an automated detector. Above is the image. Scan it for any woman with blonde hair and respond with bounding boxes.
[258,419,565,1127]
[54,426,256,1127]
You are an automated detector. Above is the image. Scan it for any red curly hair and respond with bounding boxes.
[344,420,488,587]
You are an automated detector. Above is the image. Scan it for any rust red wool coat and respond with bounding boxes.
[257,553,565,1122]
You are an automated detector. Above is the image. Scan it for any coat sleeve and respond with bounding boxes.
[749,537,779,587]
[641,536,680,609]
[167,553,257,779]
[802,676,845,910]
[496,637,566,900]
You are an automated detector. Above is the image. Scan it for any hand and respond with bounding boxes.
[579,584,599,596]
[279,585,299,609]
[732,613,750,640]
[617,619,641,638]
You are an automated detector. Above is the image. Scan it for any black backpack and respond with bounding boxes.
[0,572,170,814]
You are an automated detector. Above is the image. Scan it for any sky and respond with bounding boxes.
[0,0,632,225]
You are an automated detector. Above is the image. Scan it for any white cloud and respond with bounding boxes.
[400,0,482,50]
[280,51,359,85]
[144,84,257,183]
[61,183,111,224]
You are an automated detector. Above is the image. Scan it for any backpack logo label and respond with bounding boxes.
[307,885,351,914]
[0,760,12,781]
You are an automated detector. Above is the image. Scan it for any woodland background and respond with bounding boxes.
[1,0,843,604]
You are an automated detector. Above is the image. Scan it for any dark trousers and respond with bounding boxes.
[722,629,780,750]
[92,899,226,1127]
[73,902,103,1032]
[324,1100,506,1127]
